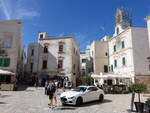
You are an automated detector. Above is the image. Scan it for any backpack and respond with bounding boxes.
[47,83,56,95]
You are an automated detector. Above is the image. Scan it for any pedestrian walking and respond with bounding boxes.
[53,80,58,106]
[45,80,49,95]
[47,80,56,108]
[34,77,38,89]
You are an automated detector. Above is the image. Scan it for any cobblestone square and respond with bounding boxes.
[0,87,149,113]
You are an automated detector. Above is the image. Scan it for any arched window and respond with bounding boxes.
[44,46,48,53]
[117,27,119,34]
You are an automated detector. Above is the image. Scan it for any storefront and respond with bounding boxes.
[91,73,133,87]
[0,69,15,90]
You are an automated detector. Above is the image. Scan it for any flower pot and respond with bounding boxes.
[134,102,144,113]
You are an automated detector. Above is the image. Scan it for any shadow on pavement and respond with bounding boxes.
[80,99,112,107]
[126,109,137,113]
[0,95,11,98]
[0,102,7,104]
[17,85,29,91]
[58,99,112,109]
[53,106,77,110]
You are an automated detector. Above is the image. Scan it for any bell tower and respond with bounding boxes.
[115,8,132,35]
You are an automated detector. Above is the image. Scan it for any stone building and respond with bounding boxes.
[89,35,109,75]
[26,32,80,87]
[80,48,93,76]
[92,8,150,87]
[107,8,150,86]
[0,20,23,88]
[143,15,150,91]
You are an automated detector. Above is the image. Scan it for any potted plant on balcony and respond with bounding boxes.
[130,83,147,112]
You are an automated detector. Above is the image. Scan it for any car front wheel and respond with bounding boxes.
[99,94,104,102]
[76,97,83,106]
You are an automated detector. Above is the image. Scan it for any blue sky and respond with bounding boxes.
[0,0,150,50]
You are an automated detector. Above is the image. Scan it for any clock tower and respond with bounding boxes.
[115,8,132,35]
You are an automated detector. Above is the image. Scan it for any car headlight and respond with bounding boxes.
[68,96,75,99]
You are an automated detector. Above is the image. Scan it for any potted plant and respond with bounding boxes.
[130,83,147,112]
[146,98,150,105]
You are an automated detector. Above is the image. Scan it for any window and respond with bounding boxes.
[31,49,34,56]
[111,65,113,72]
[0,75,5,83]
[58,59,63,69]
[109,66,111,72]
[73,64,75,70]
[87,87,98,91]
[73,48,75,54]
[40,34,43,39]
[122,41,125,48]
[104,65,108,73]
[82,59,86,63]
[0,57,10,67]
[5,75,11,83]
[117,27,119,34]
[30,63,33,72]
[122,57,126,66]
[3,37,12,48]
[114,60,117,67]
[59,45,63,52]
[107,79,113,85]
[105,52,108,56]
[113,45,116,52]
[42,60,47,69]
[44,46,48,53]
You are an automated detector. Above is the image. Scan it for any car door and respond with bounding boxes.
[92,87,100,100]
[84,87,97,102]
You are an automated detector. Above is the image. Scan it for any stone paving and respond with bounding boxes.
[0,87,149,113]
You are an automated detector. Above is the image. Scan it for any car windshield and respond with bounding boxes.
[72,87,87,92]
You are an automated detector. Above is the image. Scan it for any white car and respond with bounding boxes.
[60,86,104,106]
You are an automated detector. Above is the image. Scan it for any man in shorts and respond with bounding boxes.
[47,80,56,108]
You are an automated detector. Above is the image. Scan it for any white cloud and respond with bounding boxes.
[0,0,40,20]
[100,26,105,31]
[0,0,11,19]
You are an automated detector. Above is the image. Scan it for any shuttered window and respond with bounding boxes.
[114,60,117,67]
[122,41,125,48]
[0,58,3,66]
[122,57,126,66]
[113,45,116,52]
[0,57,10,67]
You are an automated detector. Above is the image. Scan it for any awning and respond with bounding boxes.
[91,73,133,79]
[0,69,15,75]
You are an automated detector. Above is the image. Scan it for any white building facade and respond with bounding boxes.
[0,20,23,85]
[27,32,80,86]
[80,49,93,76]
[92,8,150,87]
[89,36,109,75]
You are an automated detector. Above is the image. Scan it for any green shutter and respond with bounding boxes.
[0,58,2,66]
[6,58,10,67]
[3,58,10,67]
[122,57,126,66]
[114,60,117,67]
[122,41,125,48]
[114,45,116,52]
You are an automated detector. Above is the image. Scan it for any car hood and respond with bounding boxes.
[60,91,82,98]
